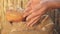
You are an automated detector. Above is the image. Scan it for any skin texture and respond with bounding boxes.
[23,0,60,26]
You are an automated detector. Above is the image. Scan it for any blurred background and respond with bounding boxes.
[0,0,60,34]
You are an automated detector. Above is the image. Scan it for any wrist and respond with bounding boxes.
[47,0,60,8]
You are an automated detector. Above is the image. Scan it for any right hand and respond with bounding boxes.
[23,0,60,26]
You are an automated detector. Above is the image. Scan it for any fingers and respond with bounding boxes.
[23,6,39,18]
[26,7,46,21]
[26,0,32,7]
[23,0,32,18]
[30,18,40,27]
[24,9,36,20]
[26,7,46,26]
[23,7,32,17]
[26,15,40,26]
[23,0,48,27]
[23,1,42,18]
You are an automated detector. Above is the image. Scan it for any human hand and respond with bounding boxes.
[23,0,60,26]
